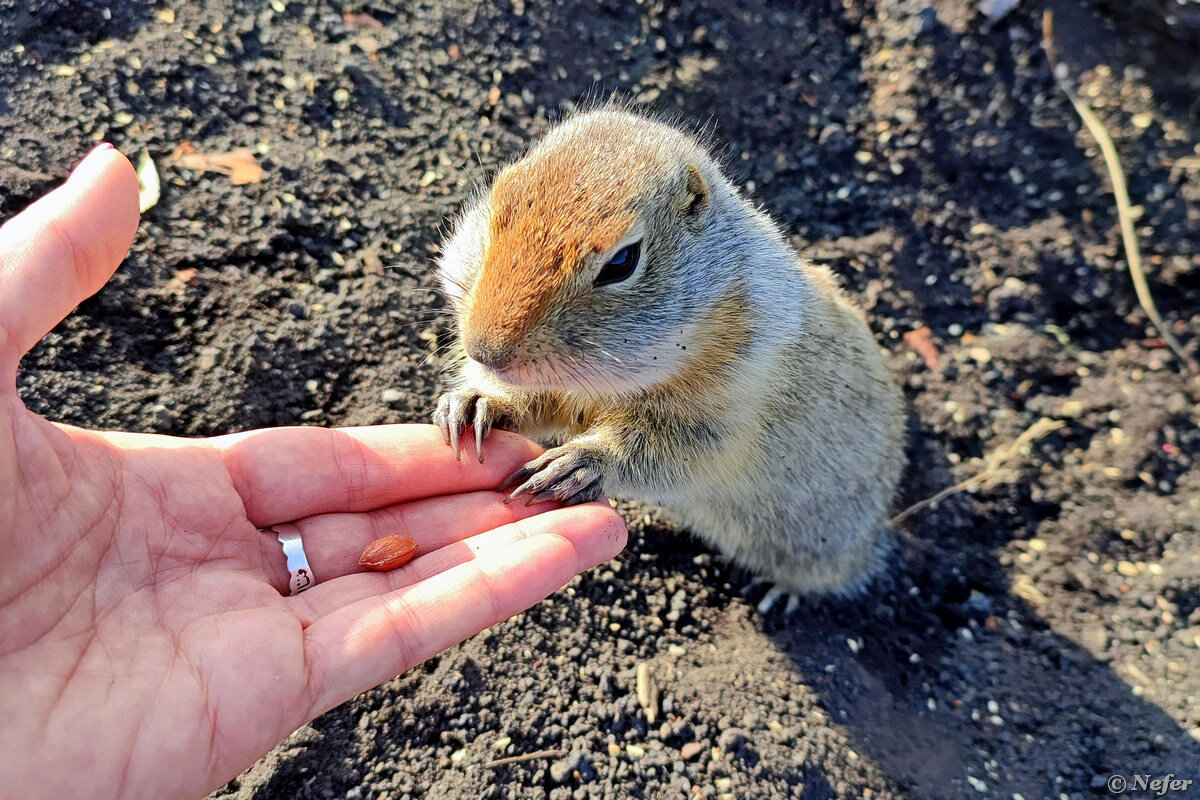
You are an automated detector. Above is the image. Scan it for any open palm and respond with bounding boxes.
[0,146,627,800]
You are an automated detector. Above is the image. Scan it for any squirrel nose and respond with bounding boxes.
[464,334,516,371]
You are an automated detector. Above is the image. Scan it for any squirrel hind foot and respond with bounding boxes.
[754,584,803,616]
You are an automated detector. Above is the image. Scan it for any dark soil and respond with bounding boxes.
[4,0,1200,798]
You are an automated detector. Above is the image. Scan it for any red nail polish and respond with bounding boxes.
[95,142,115,152]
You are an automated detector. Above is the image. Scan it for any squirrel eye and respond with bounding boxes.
[595,241,641,287]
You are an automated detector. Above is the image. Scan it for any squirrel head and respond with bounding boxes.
[440,110,749,396]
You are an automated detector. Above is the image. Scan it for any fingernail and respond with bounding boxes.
[71,142,117,175]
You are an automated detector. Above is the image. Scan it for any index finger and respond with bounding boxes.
[211,423,543,526]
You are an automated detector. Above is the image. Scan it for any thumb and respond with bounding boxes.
[0,144,140,374]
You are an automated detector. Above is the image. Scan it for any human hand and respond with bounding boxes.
[0,145,628,799]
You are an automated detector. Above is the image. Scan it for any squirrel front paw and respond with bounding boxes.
[432,388,511,463]
[498,445,605,507]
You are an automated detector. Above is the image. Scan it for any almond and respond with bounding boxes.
[358,534,419,571]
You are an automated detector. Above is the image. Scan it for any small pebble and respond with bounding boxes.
[968,347,992,364]
[717,728,747,752]
[549,758,573,784]
[283,299,308,319]
[1059,400,1084,417]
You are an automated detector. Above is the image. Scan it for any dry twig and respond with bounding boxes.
[892,417,1065,525]
[1163,156,1200,170]
[1041,11,1197,374]
[635,662,660,724]
[485,749,562,768]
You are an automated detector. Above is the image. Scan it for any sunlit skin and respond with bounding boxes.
[0,145,627,799]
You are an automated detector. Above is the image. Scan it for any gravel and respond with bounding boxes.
[3,0,1199,797]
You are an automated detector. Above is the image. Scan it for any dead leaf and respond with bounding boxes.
[903,326,941,369]
[342,11,383,29]
[135,150,160,212]
[171,146,263,185]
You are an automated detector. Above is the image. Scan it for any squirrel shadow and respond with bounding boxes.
[511,0,1200,795]
[625,419,1200,799]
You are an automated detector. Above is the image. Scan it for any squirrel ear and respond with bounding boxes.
[677,163,708,220]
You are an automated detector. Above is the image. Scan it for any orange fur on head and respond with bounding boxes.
[464,117,669,355]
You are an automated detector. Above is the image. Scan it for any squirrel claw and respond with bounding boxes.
[450,391,477,460]
[500,446,604,506]
[474,396,493,464]
[433,389,509,463]
[498,461,538,495]
[523,489,559,507]
[432,393,454,447]
[433,391,473,458]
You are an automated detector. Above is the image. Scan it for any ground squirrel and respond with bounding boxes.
[433,109,906,608]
